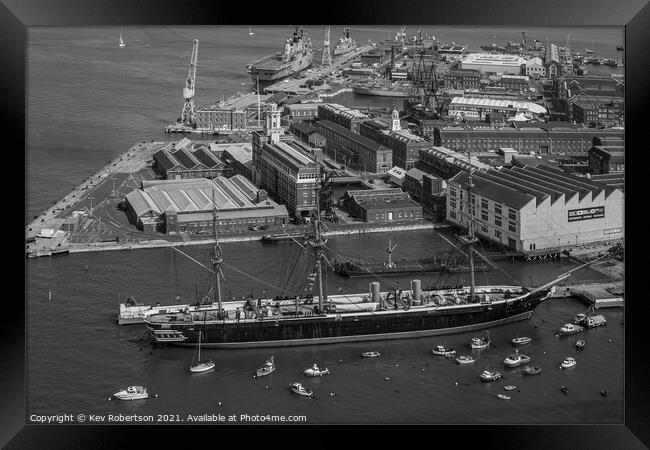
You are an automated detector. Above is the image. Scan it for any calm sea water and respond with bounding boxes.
[26,26,623,424]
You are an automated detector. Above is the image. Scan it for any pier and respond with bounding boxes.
[550,281,624,309]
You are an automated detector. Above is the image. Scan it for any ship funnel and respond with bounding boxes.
[370,282,381,303]
[411,279,422,304]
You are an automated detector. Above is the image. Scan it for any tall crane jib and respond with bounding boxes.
[181,39,199,126]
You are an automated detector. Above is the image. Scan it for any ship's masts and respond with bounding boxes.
[466,152,476,301]
[211,187,223,312]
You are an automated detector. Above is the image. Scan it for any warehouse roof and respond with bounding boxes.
[462,53,526,66]
[317,120,389,153]
[450,97,547,114]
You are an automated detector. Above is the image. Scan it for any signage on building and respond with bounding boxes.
[568,206,605,222]
[603,228,622,235]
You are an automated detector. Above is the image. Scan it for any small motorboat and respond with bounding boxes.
[573,313,587,324]
[289,382,313,397]
[511,336,532,345]
[255,356,276,377]
[558,323,584,336]
[560,357,577,369]
[575,340,586,350]
[471,337,490,350]
[361,351,381,358]
[497,394,511,400]
[480,370,502,382]
[521,365,542,375]
[582,315,607,329]
[455,355,476,364]
[303,363,330,377]
[432,345,456,356]
[113,386,148,401]
[503,350,531,368]
[503,385,517,391]
[561,386,569,395]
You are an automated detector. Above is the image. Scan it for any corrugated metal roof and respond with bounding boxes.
[450,97,547,114]
[193,147,223,168]
[125,190,158,217]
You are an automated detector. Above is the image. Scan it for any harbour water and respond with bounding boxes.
[26,26,624,423]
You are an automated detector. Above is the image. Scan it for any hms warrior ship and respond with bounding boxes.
[248,27,314,83]
[333,28,358,56]
[143,117,563,347]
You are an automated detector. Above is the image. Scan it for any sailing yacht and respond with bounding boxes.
[248,26,255,36]
[119,34,126,48]
[190,330,215,373]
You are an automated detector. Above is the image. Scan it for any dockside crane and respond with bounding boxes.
[180,39,199,126]
[322,26,332,66]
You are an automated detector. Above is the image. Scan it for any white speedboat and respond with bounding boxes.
[560,357,576,369]
[303,364,330,377]
[362,351,381,358]
[471,337,490,349]
[503,350,531,368]
[497,394,511,400]
[583,315,607,329]
[455,355,476,364]
[480,370,502,381]
[573,313,587,324]
[255,356,276,377]
[113,386,148,401]
[575,340,586,350]
[432,345,456,356]
[503,385,517,391]
[511,336,532,345]
[290,382,313,397]
[558,323,584,336]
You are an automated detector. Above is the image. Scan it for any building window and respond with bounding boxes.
[481,199,488,209]
[494,218,502,227]
[481,212,488,222]
[495,230,502,238]
[495,204,502,215]
[449,211,456,219]
[508,209,517,221]
[508,222,517,233]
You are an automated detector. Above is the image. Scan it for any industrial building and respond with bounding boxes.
[152,139,229,179]
[194,106,247,132]
[317,103,369,133]
[315,119,392,174]
[588,145,624,174]
[493,75,530,92]
[448,97,547,121]
[387,166,407,186]
[429,124,625,156]
[252,103,321,217]
[125,176,288,234]
[418,146,491,179]
[221,144,253,180]
[525,57,545,78]
[341,188,422,223]
[446,165,624,251]
[443,69,482,90]
[544,43,562,79]
[359,111,430,170]
[285,103,320,122]
[460,53,526,75]
[570,98,624,127]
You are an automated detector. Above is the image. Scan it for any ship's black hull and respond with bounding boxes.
[146,288,552,348]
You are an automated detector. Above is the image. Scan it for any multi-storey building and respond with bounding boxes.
[315,119,392,173]
[195,106,247,132]
[317,103,368,133]
[460,53,525,75]
[429,124,625,156]
[443,69,481,90]
[252,103,320,217]
[446,165,624,251]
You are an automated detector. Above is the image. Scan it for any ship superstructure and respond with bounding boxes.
[333,28,358,56]
[248,27,314,82]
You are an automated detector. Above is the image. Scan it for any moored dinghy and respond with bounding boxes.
[511,336,532,345]
[497,394,511,400]
[575,340,586,350]
[362,351,381,358]
[480,370,502,381]
[503,349,531,368]
[455,354,476,364]
[521,365,542,375]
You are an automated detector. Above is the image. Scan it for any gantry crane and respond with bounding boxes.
[322,26,332,66]
[180,39,199,126]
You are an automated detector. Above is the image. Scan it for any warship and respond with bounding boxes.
[248,27,314,83]
[333,28,358,56]
[143,161,564,348]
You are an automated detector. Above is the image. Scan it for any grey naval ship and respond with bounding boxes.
[248,26,314,83]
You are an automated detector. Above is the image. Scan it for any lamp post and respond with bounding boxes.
[529,273,533,288]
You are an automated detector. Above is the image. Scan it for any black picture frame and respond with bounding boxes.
[7,0,646,447]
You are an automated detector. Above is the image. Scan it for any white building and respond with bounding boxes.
[387,166,407,186]
[525,56,546,78]
[460,53,526,75]
[448,97,547,121]
[446,165,624,251]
